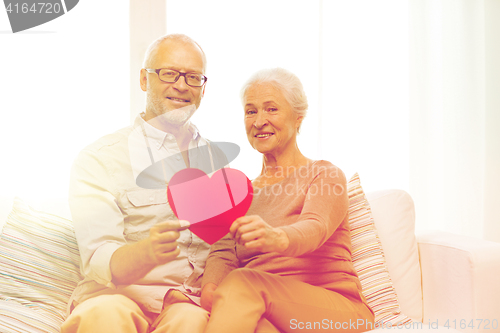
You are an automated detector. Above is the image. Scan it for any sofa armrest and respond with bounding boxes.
[417,231,500,333]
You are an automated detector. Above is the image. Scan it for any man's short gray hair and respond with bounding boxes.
[240,68,308,133]
[142,34,206,71]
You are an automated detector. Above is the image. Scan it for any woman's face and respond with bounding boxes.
[243,83,302,156]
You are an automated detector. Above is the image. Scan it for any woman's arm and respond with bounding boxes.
[200,282,218,311]
[280,162,348,257]
[230,161,348,257]
[201,233,239,310]
[230,215,289,253]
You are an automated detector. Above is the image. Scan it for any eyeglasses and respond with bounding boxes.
[145,68,208,87]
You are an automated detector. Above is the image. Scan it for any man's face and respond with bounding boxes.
[141,39,206,127]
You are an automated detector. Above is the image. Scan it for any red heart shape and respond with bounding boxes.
[167,168,253,244]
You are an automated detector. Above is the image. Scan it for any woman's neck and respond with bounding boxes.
[259,149,311,181]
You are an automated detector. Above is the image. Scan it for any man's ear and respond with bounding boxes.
[201,84,206,98]
[140,68,148,92]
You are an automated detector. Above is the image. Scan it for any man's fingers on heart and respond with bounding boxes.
[156,241,178,253]
[156,247,181,263]
[156,230,180,242]
[156,220,186,232]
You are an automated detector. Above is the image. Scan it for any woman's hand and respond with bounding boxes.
[230,215,289,253]
[201,282,218,312]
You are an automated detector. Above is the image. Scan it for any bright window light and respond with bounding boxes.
[0,2,130,200]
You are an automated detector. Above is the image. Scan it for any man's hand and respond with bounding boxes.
[230,215,289,253]
[146,220,189,265]
[201,282,218,312]
[110,220,189,285]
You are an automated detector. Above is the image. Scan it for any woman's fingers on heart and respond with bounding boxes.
[244,239,259,249]
[230,218,248,236]
[231,215,266,241]
[239,228,265,244]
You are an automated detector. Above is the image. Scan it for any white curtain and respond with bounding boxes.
[409,0,500,242]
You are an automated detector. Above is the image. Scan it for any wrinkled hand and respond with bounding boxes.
[230,215,289,253]
[201,282,217,312]
[147,220,189,265]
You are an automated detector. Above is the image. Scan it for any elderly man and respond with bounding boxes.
[61,34,212,333]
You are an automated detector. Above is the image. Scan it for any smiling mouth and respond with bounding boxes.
[167,97,190,103]
[255,133,274,138]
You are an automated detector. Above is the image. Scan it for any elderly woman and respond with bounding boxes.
[200,68,374,333]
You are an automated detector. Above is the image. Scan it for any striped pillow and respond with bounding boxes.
[0,197,81,332]
[348,173,412,326]
[0,299,65,333]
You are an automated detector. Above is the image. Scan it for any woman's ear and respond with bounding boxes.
[296,115,304,132]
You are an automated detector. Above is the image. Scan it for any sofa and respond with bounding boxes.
[0,174,499,333]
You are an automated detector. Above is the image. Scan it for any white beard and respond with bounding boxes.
[147,93,197,127]
[159,104,196,126]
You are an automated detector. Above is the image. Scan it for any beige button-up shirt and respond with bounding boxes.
[68,114,216,314]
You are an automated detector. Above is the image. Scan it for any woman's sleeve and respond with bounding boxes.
[202,233,239,287]
[280,162,349,257]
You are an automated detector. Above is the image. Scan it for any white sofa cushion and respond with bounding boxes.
[0,196,72,232]
[366,189,423,323]
[418,231,500,332]
[0,196,14,232]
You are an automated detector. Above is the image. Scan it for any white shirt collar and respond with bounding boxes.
[134,113,200,150]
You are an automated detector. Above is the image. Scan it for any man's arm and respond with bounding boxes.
[70,146,188,287]
[110,221,187,285]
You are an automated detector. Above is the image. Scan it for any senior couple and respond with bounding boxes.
[61,34,374,333]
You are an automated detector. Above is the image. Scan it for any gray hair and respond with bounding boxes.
[142,34,207,71]
[240,68,308,133]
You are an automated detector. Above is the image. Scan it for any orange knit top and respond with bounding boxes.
[202,160,367,303]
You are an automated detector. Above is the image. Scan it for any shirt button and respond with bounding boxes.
[176,155,181,160]
[149,196,154,202]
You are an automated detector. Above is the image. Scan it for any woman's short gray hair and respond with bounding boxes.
[240,67,308,133]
